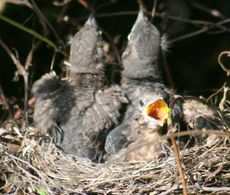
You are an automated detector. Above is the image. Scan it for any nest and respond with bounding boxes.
[0,126,230,195]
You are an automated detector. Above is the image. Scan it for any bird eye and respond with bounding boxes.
[139,99,144,107]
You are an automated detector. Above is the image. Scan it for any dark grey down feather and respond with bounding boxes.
[33,16,128,162]
[105,9,182,161]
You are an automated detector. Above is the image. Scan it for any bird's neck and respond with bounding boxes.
[121,55,162,81]
[121,77,166,101]
[69,72,107,89]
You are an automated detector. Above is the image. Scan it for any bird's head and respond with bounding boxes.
[122,8,162,80]
[69,15,104,74]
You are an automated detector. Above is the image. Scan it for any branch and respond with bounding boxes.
[4,0,32,9]
[0,38,29,127]
[167,117,188,195]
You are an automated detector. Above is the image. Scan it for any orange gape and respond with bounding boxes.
[145,99,169,126]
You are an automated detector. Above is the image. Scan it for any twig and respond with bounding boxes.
[0,129,21,144]
[4,0,32,9]
[0,85,17,126]
[167,117,188,195]
[163,129,230,140]
[169,26,210,44]
[0,14,67,57]
[218,50,230,76]
[219,85,229,111]
[25,41,40,71]
[216,51,230,110]
[71,10,230,30]
[0,38,29,127]
[151,0,158,19]
[206,164,223,181]
[207,82,226,105]
[9,154,41,183]
[190,1,225,19]
[29,0,65,48]
[0,39,27,77]
[6,151,54,194]
[158,184,178,195]
[53,0,71,7]
[4,0,65,48]
[68,11,230,43]
[101,29,122,83]
[50,52,57,71]
[201,186,230,192]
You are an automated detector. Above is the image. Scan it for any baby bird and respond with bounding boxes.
[105,8,180,162]
[183,97,225,131]
[33,16,128,162]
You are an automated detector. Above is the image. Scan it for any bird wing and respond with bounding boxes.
[33,72,62,132]
[33,72,75,145]
[104,123,129,154]
[81,85,128,147]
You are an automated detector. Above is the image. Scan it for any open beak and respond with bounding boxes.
[143,98,170,127]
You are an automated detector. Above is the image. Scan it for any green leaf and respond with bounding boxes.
[37,187,47,195]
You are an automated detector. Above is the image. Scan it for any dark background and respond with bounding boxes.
[0,0,229,124]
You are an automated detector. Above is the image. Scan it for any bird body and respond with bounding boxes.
[105,9,174,161]
[33,16,128,162]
